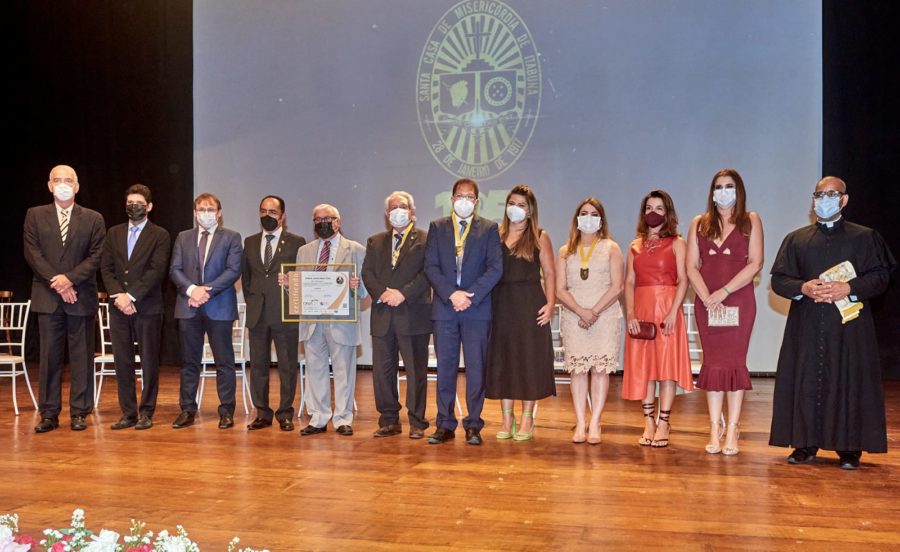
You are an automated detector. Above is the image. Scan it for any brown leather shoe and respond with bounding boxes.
[373,424,402,437]
[111,417,137,430]
[172,411,195,429]
[408,427,425,440]
[70,415,88,431]
[336,424,353,436]
[135,416,153,430]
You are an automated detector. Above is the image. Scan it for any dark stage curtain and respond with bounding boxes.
[1,1,193,364]
[823,1,900,378]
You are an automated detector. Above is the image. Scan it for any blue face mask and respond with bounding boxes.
[814,196,842,219]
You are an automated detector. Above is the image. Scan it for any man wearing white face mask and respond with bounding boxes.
[361,191,432,438]
[25,165,106,433]
[770,177,896,469]
[423,178,503,445]
[169,193,243,430]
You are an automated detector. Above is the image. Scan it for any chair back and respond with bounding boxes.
[202,303,248,360]
[682,302,704,367]
[96,303,113,357]
[0,301,31,356]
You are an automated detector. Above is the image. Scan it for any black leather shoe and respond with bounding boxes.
[373,424,402,437]
[70,416,87,431]
[787,447,818,464]
[409,427,425,440]
[135,416,153,430]
[218,414,234,429]
[34,417,59,433]
[247,418,272,430]
[839,453,861,470]
[278,418,294,431]
[465,427,483,445]
[336,424,353,436]
[172,411,195,429]
[300,424,327,436]
[111,417,137,430]
[427,427,455,444]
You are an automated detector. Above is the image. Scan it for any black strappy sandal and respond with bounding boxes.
[651,409,671,448]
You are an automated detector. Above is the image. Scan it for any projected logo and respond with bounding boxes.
[417,1,541,181]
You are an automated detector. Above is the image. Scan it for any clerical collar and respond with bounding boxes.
[816,216,844,229]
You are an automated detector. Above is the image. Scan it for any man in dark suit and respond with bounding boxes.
[241,195,305,431]
[24,165,106,433]
[361,191,432,439]
[423,178,503,445]
[169,192,243,429]
[100,184,171,430]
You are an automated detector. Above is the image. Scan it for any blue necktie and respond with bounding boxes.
[127,226,140,260]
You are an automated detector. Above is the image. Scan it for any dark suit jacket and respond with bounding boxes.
[361,226,432,337]
[23,202,106,316]
[100,221,171,315]
[240,229,305,329]
[423,215,503,321]
[169,226,243,321]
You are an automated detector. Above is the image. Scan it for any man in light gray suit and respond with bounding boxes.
[294,204,367,436]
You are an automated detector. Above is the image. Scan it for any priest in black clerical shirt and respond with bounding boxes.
[769,176,896,470]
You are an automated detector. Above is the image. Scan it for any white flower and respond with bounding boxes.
[0,527,11,541]
[0,536,31,552]
[83,529,120,552]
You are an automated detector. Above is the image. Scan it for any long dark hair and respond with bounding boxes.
[698,168,751,240]
[636,189,679,240]
[499,185,541,261]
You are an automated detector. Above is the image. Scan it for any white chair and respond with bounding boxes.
[93,303,143,407]
[397,339,463,416]
[0,301,37,414]
[682,302,704,374]
[197,302,252,414]
[543,303,588,417]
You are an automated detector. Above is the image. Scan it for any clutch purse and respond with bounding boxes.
[631,321,657,340]
[708,306,739,327]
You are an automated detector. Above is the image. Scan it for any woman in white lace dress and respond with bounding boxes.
[556,198,624,444]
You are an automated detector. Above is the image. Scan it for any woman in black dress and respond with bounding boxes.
[485,185,556,441]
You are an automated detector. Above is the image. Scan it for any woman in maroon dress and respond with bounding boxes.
[686,169,764,456]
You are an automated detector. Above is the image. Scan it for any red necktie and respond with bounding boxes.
[316,239,330,271]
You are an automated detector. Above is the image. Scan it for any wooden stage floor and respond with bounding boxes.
[1,369,899,551]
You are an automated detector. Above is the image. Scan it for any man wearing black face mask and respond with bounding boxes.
[241,196,306,430]
[100,184,171,430]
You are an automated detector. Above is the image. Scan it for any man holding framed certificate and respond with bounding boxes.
[288,204,367,437]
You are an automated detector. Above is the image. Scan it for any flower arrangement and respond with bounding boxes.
[0,510,267,552]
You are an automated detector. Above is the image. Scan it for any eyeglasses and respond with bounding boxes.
[259,208,281,217]
[813,191,844,199]
[454,194,477,201]
[313,217,335,224]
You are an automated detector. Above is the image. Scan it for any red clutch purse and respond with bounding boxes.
[631,321,657,340]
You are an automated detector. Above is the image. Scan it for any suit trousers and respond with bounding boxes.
[372,323,430,429]
[248,321,299,421]
[38,310,95,419]
[109,307,162,419]
[178,311,236,416]
[433,318,490,431]
[303,324,357,428]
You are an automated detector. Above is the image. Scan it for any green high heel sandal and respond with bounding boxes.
[513,410,534,441]
[496,408,517,440]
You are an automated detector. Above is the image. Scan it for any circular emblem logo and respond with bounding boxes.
[417,1,541,181]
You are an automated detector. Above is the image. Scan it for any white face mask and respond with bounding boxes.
[506,205,527,223]
[577,214,601,234]
[713,188,736,208]
[388,207,410,228]
[53,183,74,202]
[453,198,475,218]
[197,211,218,229]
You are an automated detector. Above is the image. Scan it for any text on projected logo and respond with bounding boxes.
[417,1,541,181]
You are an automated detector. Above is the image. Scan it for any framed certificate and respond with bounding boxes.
[280,263,359,322]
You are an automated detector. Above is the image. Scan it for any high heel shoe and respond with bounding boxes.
[496,408,516,440]
[651,409,671,448]
[705,419,725,454]
[722,423,740,456]
[638,402,656,446]
[513,410,534,441]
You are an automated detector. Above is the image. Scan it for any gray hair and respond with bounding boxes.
[312,203,340,219]
[384,191,416,221]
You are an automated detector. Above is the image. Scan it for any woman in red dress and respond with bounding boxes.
[623,190,693,447]
[686,169,764,456]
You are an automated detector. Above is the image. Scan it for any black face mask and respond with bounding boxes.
[260,215,279,232]
[315,221,336,239]
[126,203,147,221]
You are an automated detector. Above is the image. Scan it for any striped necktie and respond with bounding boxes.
[59,209,69,245]
[316,239,330,271]
[264,234,275,270]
